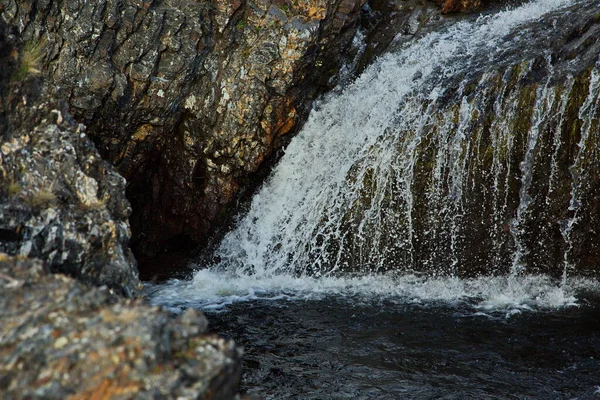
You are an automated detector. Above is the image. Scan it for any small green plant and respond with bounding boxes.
[235,19,246,30]
[12,40,44,81]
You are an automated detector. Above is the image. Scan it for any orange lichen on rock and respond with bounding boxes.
[438,0,483,13]
[261,97,297,139]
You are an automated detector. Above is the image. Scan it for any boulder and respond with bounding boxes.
[0,254,241,399]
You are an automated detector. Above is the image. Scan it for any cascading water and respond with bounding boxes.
[150,0,600,313]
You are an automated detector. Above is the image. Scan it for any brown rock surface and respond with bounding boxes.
[1,0,368,268]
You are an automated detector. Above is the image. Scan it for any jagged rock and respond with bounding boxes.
[1,0,368,268]
[0,23,140,296]
[0,254,241,399]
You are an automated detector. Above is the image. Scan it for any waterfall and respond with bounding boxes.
[149,0,600,311]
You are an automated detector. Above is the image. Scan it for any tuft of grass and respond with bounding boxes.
[25,188,56,210]
[12,40,44,81]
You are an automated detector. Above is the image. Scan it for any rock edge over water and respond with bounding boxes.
[0,255,241,399]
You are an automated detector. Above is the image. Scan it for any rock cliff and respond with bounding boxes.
[1,0,367,267]
[0,21,140,296]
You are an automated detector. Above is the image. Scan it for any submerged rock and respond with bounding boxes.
[0,254,241,399]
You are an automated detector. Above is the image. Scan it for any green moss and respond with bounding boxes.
[7,182,21,198]
[513,83,538,136]
[235,20,246,30]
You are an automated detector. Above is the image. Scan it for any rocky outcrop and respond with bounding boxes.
[0,254,241,399]
[0,23,140,296]
[1,0,367,268]
[0,27,242,395]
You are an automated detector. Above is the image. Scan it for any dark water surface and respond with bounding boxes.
[207,298,600,399]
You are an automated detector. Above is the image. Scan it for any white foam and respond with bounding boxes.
[147,269,598,315]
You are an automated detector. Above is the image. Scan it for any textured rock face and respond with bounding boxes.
[0,254,241,399]
[1,0,367,263]
[0,25,141,296]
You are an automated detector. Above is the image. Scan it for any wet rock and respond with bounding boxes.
[0,254,241,399]
[433,0,516,14]
[0,23,140,296]
[1,0,368,269]
[355,0,442,74]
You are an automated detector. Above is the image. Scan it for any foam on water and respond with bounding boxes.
[147,269,598,315]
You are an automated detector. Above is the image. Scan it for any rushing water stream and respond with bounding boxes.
[149,0,600,397]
